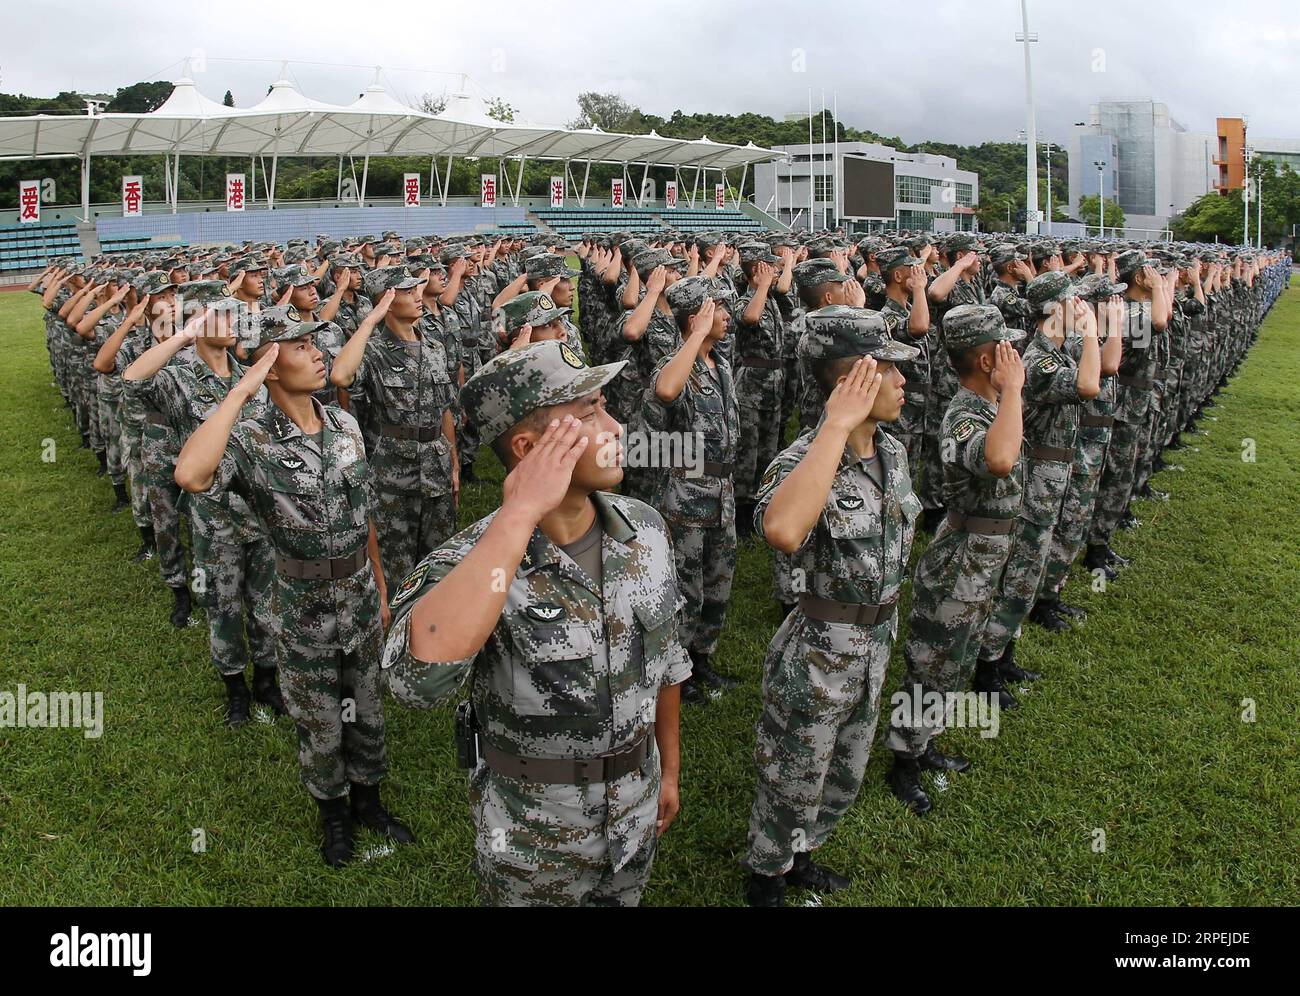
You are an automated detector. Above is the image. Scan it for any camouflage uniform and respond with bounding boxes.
[744,308,921,878]
[383,342,690,906]
[981,278,1088,661]
[733,245,788,505]
[1088,277,1156,550]
[923,263,985,512]
[887,308,1024,757]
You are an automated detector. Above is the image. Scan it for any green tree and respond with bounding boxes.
[1077,194,1126,233]
[105,81,173,113]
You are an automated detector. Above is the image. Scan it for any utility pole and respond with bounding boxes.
[1044,141,1055,235]
[1242,143,1253,246]
[1094,160,1107,237]
[1016,0,1040,236]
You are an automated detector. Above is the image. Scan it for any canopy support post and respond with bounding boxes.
[732,163,748,211]
[171,153,180,213]
[440,155,453,207]
[80,155,90,223]
[579,159,591,207]
[268,154,278,211]
[337,156,343,202]
[513,155,526,207]
[360,155,370,204]
[637,161,650,207]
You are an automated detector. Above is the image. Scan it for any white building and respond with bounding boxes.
[754,141,979,233]
[1067,99,1216,235]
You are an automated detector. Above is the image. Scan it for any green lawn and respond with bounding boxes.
[1,286,1297,906]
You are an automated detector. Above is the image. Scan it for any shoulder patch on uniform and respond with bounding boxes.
[1038,357,1059,373]
[953,418,977,442]
[559,342,583,369]
[837,495,865,511]
[389,563,429,609]
[525,602,565,623]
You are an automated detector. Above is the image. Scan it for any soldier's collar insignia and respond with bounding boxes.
[279,457,304,470]
[525,602,565,623]
[953,419,977,442]
[837,495,865,511]
[390,563,429,609]
[559,343,583,369]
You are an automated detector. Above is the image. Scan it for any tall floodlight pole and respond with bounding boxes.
[1094,160,1106,237]
[1242,143,1252,246]
[1044,141,1055,235]
[808,88,814,232]
[820,89,827,231]
[1016,0,1040,235]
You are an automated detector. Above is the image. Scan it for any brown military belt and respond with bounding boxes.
[380,423,438,442]
[1117,374,1153,390]
[483,723,656,784]
[1029,445,1073,462]
[946,511,1016,535]
[1081,415,1114,428]
[799,594,898,626]
[145,411,170,426]
[701,460,733,477]
[275,545,369,581]
[741,357,784,369]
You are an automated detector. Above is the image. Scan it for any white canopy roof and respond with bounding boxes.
[0,76,780,170]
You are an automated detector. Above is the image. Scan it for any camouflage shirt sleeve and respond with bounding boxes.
[945,411,998,480]
[753,436,814,550]
[1023,349,1085,405]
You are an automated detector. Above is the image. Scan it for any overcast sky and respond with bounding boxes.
[3,0,1296,145]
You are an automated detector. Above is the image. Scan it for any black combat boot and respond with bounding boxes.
[111,481,130,514]
[223,674,251,728]
[784,851,851,892]
[95,450,108,476]
[735,501,756,541]
[745,872,787,907]
[678,675,709,705]
[885,753,933,815]
[460,462,479,485]
[78,432,90,450]
[1054,599,1087,620]
[689,649,737,691]
[132,524,156,562]
[920,506,946,534]
[350,783,415,845]
[1104,547,1132,569]
[919,742,970,772]
[973,656,1018,710]
[1118,509,1140,530]
[1029,598,1070,633]
[998,641,1042,683]
[252,667,288,716]
[317,796,355,867]
[169,584,192,628]
[1083,544,1118,581]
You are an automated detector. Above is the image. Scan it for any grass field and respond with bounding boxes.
[1,285,1297,906]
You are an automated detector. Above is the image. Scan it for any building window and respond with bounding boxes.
[813,175,834,202]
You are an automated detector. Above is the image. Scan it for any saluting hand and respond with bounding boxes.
[236,343,279,401]
[823,357,882,432]
[686,299,715,338]
[989,340,1025,395]
[501,414,589,524]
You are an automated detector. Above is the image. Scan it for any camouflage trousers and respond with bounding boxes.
[123,437,152,529]
[918,431,948,511]
[885,587,995,758]
[374,489,457,587]
[469,758,660,907]
[97,387,126,485]
[81,360,104,451]
[70,355,94,441]
[981,513,1057,661]
[1087,418,1142,548]
[666,515,736,657]
[191,515,277,677]
[1133,395,1164,495]
[278,624,388,801]
[145,477,189,588]
[736,405,783,503]
[1040,429,1111,599]
[744,610,891,877]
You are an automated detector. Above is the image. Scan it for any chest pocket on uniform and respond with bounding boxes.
[266,472,323,532]
[503,616,599,718]
[632,598,676,689]
[339,459,370,512]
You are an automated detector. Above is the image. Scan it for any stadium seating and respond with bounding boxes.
[532,206,769,240]
[0,221,187,273]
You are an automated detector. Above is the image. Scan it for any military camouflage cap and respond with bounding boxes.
[318,239,342,255]
[460,339,627,443]
[943,304,1025,351]
[133,272,174,296]
[238,305,316,351]
[1025,270,1077,313]
[177,279,242,313]
[331,253,364,270]
[437,246,468,265]
[857,236,888,255]
[664,276,733,315]
[228,256,269,275]
[363,266,424,300]
[283,247,311,264]
[1028,240,1060,263]
[904,234,931,253]
[989,243,1029,267]
[356,234,381,246]
[738,241,780,265]
[278,265,318,288]
[799,306,920,363]
[1072,273,1128,302]
[1114,248,1146,279]
[406,254,443,276]
[525,253,571,281]
[793,258,851,289]
[631,248,687,278]
[944,232,979,254]
[499,290,571,335]
[876,245,923,273]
